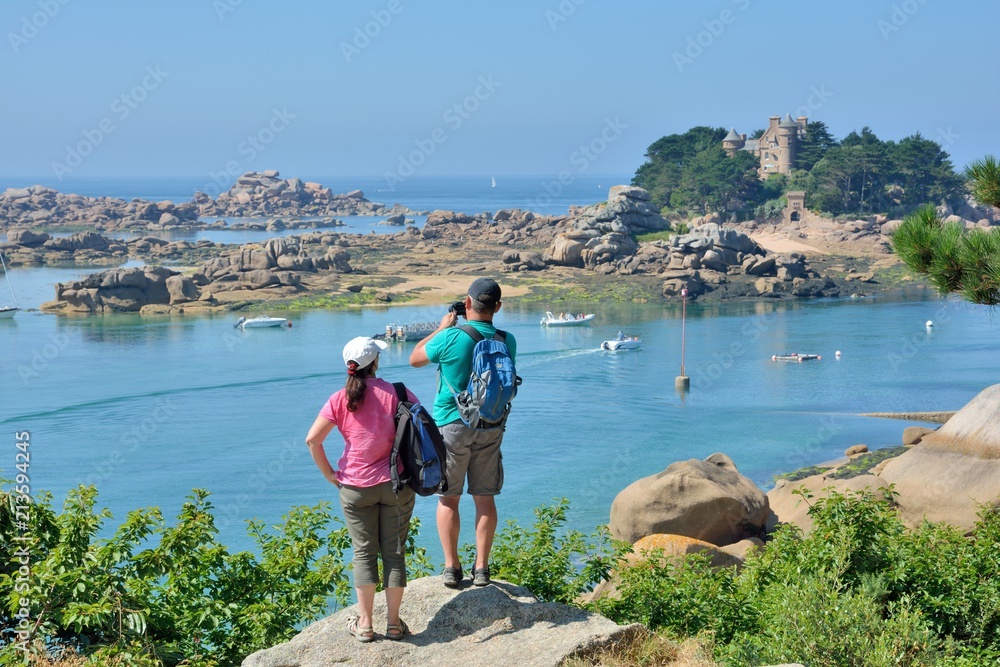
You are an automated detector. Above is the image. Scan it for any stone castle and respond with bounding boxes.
[723,114,808,178]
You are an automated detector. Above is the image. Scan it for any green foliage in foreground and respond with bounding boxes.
[892,203,1000,305]
[588,488,1000,666]
[0,485,352,666]
[4,486,1000,667]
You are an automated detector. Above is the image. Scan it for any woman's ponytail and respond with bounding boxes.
[345,361,376,412]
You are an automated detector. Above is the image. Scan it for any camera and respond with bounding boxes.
[448,301,466,318]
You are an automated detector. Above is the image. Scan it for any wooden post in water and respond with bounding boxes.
[675,288,690,391]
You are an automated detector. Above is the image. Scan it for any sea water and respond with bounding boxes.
[3,176,1000,566]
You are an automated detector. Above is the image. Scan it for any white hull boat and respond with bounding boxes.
[0,306,17,320]
[235,316,289,329]
[384,322,437,342]
[601,337,641,351]
[771,353,821,362]
[540,311,595,327]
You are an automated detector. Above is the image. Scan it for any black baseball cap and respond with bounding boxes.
[468,277,501,307]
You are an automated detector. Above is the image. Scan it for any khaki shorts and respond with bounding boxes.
[440,420,505,497]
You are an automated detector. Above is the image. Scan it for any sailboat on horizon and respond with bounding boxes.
[0,249,19,319]
[491,176,496,188]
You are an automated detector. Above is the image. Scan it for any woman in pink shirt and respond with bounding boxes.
[306,336,417,642]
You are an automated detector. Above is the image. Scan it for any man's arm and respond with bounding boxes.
[409,311,457,367]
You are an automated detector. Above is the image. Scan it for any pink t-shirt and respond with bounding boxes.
[318,378,417,488]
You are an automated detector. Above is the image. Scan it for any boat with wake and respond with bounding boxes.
[540,311,595,327]
[601,332,641,351]
[771,353,821,362]
[235,316,290,329]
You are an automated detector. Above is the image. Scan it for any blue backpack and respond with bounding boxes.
[390,382,448,496]
[448,325,521,429]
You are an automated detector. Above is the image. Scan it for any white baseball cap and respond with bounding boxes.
[342,336,388,370]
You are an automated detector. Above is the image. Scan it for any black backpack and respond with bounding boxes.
[390,382,448,496]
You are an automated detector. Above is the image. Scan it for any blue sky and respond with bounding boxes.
[2,0,997,182]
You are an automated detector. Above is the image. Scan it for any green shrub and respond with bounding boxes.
[468,499,617,604]
[0,485,351,666]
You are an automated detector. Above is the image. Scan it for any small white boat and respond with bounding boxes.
[235,315,289,329]
[771,353,821,362]
[601,335,641,351]
[0,250,18,319]
[540,311,595,327]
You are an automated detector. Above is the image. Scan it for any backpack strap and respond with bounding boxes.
[459,324,505,343]
[392,382,408,403]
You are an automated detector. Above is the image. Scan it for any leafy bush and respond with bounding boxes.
[589,488,1000,666]
[468,499,617,605]
[0,484,351,666]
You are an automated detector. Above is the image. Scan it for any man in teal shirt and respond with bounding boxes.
[410,278,517,588]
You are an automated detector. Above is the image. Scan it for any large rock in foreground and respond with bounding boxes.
[609,453,769,545]
[878,384,1000,530]
[242,575,641,667]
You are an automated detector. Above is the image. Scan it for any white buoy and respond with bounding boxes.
[835,350,842,358]
[926,320,934,328]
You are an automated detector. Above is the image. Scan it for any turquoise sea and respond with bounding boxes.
[3,177,1000,566]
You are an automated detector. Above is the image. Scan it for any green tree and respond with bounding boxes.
[669,147,760,215]
[886,133,965,210]
[891,156,1000,305]
[632,126,727,210]
[795,120,838,172]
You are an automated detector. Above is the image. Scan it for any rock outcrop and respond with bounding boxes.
[544,185,670,271]
[42,266,206,314]
[609,453,770,546]
[241,575,642,667]
[195,171,394,219]
[3,230,221,267]
[0,186,199,230]
[877,384,1000,531]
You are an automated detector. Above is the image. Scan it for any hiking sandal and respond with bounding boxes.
[346,616,374,642]
[385,618,409,641]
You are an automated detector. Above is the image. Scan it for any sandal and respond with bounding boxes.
[385,618,409,641]
[347,616,375,642]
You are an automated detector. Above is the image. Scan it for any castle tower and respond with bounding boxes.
[776,113,800,174]
[722,127,744,156]
[784,190,806,224]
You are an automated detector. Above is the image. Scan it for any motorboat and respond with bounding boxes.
[540,311,595,327]
[601,334,641,351]
[383,322,437,342]
[0,250,18,319]
[235,315,290,329]
[771,353,821,362]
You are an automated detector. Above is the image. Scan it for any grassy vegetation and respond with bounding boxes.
[635,230,675,243]
[774,446,908,483]
[261,289,416,311]
[510,275,661,305]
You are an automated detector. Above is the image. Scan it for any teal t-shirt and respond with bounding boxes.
[424,321,518,425]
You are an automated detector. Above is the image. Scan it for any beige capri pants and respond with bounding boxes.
[339,481,416,588]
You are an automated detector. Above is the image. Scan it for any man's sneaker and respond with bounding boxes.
[473,567,491,587]
[443,566,463,589]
